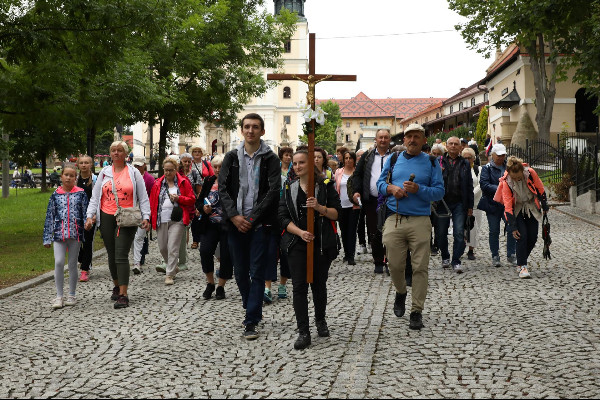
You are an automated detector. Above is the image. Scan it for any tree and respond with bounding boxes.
[475,106,489,149]
[448,0,588,141]
[139,0,297,175]
[299,101,342,154]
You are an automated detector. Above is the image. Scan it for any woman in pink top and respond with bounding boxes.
[85,141,151,309]
[334,151,360,265]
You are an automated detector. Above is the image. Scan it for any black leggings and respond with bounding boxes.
[100,212,137,286]
[199,221,233,280]
[288,245,332,334]
[78,225,96,271]
[339,207,359,260]
[515,212,539,266]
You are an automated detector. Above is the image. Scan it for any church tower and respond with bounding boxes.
[231,1,309,152]
[274,0,306,19]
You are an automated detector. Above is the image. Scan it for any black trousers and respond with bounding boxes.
[191,216,202,243]
[339,207,360,260]
[288,245,332,334]
[364,196,385,266]
[78,225,96,271]
[199,221,233,280]
[515,212,539,266]
[357,207,367,246]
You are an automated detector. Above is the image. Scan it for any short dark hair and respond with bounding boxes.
[240,113,265,131]
[421,143,431,152]
[336,146,349,155]
[278,146,293,160]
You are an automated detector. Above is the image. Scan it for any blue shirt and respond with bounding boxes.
[377,152,445,216]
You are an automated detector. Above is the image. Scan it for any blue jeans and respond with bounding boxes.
[228,225,268,326]
[486,212,516,258]
[435,202,466,265]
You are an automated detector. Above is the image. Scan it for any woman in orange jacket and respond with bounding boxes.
[494,156,548,278]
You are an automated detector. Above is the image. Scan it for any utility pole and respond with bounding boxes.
[2,130,9,198]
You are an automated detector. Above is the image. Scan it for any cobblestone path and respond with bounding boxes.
[1,208,599,398]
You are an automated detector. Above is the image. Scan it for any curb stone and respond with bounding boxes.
[0,248,107,299]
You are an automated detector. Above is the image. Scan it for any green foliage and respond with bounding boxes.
[427,124,475,147]
[475,106,489,149]
[299,101,342,154]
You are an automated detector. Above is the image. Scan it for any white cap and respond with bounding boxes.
[132,156,146,166]
[491,143,507,156]
[404,123,426,135]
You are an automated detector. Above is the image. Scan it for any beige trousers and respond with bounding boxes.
[382,215,431,313]
[157,221,186,277]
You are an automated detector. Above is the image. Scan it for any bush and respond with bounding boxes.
[427,124,476,147]
[549,173,574,202]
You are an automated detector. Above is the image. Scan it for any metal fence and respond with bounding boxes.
[506,132,599,201]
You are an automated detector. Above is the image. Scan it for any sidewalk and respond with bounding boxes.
[0,208,599,398]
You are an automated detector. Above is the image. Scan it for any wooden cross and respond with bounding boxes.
[268,33,356,283]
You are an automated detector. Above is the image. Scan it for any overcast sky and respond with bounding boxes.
[265,0,493,100]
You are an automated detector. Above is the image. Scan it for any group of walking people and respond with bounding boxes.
[43,115,549,349]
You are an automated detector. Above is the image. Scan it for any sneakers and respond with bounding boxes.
[393,292,407,317]
[519,266,531,279]
[165,276,174,285]
[155,263,166,274]
[277,284,288,299]
[114,295,129,309]
[294,333,311,350]
[79,270,89,282]
[409,311,424,330]
[111,286,120,301]
[452,262,464,274]
[64,296,77,306]
[442,259,451,269]
[315,319,330,337]
[431,245,439,255]
[52,297,64,309]
[507,255,518,266]
[467,250,476,260]
[244,324,259,340]
[178,263,188,271]
[492,256,502,268]
[132,264,141,275]
[357,244,368,255]
[373,264,384,274]
[215,285,226,300]
[264,288,273,304]
[203,283,216,299]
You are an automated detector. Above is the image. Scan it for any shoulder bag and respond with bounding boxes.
[111,175,143,227]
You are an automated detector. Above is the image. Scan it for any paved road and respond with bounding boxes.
[1,208,599,398]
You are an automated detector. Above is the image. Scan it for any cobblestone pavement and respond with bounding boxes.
[1,208,599,398]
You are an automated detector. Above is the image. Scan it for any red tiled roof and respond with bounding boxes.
[318,93,445,120]
[485,44,520,82]
[403,101,444,122]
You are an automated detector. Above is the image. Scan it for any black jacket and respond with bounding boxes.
[218,146,281,228]
[351,148,391,199]
[439,153,474,210]
[279,179,342,261]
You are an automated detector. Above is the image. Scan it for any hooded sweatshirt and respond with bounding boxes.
[43,186,89,245]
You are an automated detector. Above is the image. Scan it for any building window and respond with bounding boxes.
[471,98,476,107]
[436,113,440,119]
[450,106,454,113]
[346,122,350,128]
[346,134,350,142]
[374,122,378,126]
[360,122,364,127]
[459,102,463,111]
[283,87,291,99]
[284,40,291,53]
[484,92,489,102]
[283,115,291,124]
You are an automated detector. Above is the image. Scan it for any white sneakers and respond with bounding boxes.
[52,296,76,309]
[52,297,63,309]
[64,296,77,306]
[518,266,531,279]
[165,276,174,285]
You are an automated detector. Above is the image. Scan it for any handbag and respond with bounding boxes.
[170,196,184,223]
[111,176,143,227]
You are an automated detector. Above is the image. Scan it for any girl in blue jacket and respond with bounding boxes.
[43,164,89,309]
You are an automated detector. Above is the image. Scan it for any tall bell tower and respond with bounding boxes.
[274,0,306,19]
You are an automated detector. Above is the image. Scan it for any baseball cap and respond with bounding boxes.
[132,156,146,166]
[404,123,425,135]
[491,144,507,156]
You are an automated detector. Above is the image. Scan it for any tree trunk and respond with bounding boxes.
[40,151,48,192]
[526,35,557,142]
[158,117,171,177]
[87,126,97,173]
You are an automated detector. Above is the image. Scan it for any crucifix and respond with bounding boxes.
[268,33,356,283]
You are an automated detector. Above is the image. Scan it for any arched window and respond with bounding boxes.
[283,86,291,99]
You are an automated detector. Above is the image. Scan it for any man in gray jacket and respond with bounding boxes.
[352,129,392,273]
[219,113,281,340]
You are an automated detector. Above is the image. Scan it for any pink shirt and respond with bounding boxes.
[101,166,134,215]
